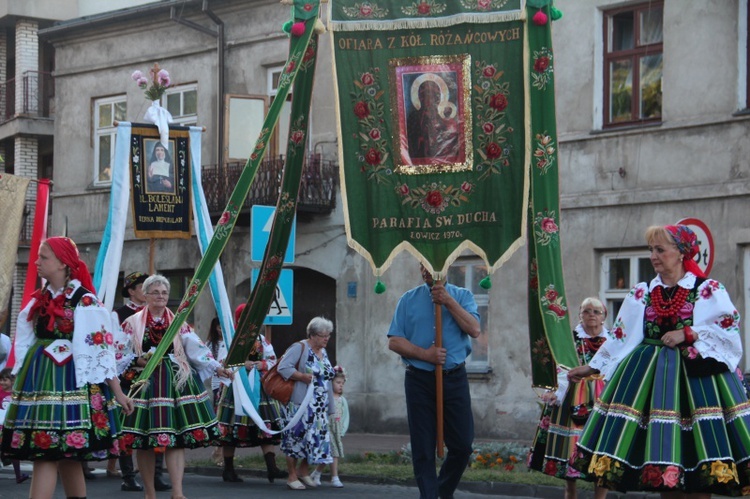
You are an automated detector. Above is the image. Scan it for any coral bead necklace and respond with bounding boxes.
[650,286,690,318]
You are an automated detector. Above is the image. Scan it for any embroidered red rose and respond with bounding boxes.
[529,277,538,290]
[634,288,645,300]
[612,327,624,339]
[720,316,735,328]
[92,412,109,429]
[353,101,370,119]
[192,429,206,442]
[641,464,663,488]
[57,319,74,334]
[548,303,566,318]
[360,4,373,16]
[285,60,296,73]
[398,184,409,195]
[218,211,230,226]
[483,65,496,78]
[478,0,491,9]
[365,148,381,165]
[488,93,508,111]
[417,2,431,14]
[534,56,550,73]
[92,332,104,345]
[34,431,53,449]
[545,289,558,301]
[544,459,558,475]
[290,130,305,144]
[460,181,472,193]
[303,46,315,62]
[425,190,443,207]
[486,142,502,159]
[188,283,198,296]
[303,3,313,11]
[482,122,495,134]
[369,128,381,140]
[81,296,94,306]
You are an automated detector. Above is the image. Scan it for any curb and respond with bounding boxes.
[185,465,661,498]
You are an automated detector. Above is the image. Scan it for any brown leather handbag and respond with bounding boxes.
[261,341,305,404]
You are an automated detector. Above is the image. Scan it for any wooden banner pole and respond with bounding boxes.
[435,279,444,458]
[149,238,156,275]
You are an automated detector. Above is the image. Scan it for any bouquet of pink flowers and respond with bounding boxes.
[131,63,172,101]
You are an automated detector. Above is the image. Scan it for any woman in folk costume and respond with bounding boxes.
[568,225,750,498]
[528,297,609,499]
[119,274,232,499]
[0,236,133,499]
[215,304,288,483]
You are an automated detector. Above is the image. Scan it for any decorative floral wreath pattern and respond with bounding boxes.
[396,181,473,214]
[459,0,511,10]
[342,2,389,18]
[472,60,513,180]
[401,1,447,16]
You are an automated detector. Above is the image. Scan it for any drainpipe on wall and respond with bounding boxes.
[170,0,225,167]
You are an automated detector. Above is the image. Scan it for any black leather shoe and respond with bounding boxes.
[83,467,96,480]
[222,470,244,483]
[154,476,172,491]
[120,478,144,492]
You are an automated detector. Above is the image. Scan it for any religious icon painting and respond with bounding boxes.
[143,138,177,195]
[388,54,472,174]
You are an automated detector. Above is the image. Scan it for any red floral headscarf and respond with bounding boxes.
[44,236,96,292]
[665,225,706,278]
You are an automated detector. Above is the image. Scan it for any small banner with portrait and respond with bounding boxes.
[330,0,528,275]
[129,123,192,239]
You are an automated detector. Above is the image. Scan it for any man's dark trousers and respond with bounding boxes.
[405,365,474,499]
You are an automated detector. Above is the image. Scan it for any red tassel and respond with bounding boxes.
[532,9,548,26]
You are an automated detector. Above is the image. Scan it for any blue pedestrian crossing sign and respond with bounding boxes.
[251,205,296,263]
[251,268,293,325]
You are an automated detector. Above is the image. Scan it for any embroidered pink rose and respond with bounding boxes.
[361,73,374,86]
[218,211,230,225]
[157,433,171,446]
[662,465,680,488]
[64,308,74,319]
[677,301,694,320]
[541,217,558,234]
[645,306,657,322]
[360,4,373,16]
[478,0,491,9]
[104,332,114,345]
[66,431,87,449]
[700,287,713,299]
[11,431,24,448]
[90,393,104,411]
[539,415,551,430]
[634,288,645,301]
[686,346,699,359]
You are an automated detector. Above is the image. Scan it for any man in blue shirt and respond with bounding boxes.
[388,264,480,499]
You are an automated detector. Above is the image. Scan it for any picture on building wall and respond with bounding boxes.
[389,55,472,173]
[144,139,176,195]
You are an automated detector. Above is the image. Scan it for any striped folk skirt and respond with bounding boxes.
[528,377,604,480]
[216,382,285,447]
[573,342,750,495]
[1,340,123,461]
[120,358,221,449]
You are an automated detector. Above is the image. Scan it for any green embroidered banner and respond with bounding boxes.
[331,1,528,275]
[132,4,320,387]
[526,4,577,387]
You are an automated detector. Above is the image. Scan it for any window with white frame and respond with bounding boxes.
[603,2,663,126]
[164,84,197,126]
[600,250,656,320]
[447,259,489,372]
[268,65,293,157]
[93,95,127,185]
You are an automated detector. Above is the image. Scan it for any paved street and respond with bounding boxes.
[0,465,529,499]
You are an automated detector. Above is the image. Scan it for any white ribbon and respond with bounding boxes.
[143,100,173,147]
[232,367,315,435]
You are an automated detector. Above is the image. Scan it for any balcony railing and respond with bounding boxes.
[201,155,338,215]
[0,70,55,122]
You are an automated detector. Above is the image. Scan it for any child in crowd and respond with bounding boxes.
[0,368,29,484]
[311,365,349,487]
